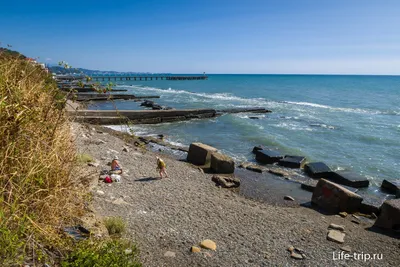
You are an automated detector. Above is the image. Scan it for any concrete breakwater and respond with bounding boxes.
[70,93,160,101]
[68,107,271,124]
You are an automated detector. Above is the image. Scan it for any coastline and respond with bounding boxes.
[72,121,400,266]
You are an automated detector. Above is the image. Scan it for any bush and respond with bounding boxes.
[76,153,93,163]
[104,217,126,235]
[0,49,84,265]
[62,239,141,267]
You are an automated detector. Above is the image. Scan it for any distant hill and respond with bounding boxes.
[0,47,26,59]
[49,66,155,75]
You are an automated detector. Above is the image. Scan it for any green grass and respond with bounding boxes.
[76,153,93,163]
[104,217,126,236]
[62,239,141,267]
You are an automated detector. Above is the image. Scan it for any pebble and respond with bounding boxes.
[88,162,99,167]
[327,230,345,244]
[164,251,176,257]
[340,245,352,252]
[328,223,345,231]
[200,239,217,251]
[96,190,105,196]
[123,147,129,152]
[125,249,132,255]
[284,196,295,201]
[351,219,360,225]
[339,212,348,218]
[112,198,129,205]
[287,246,295,252]
[191,246,201,253]
[290,251,303,260]
[101,156,107,160]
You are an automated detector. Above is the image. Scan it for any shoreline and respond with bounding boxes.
[72,121,400,266]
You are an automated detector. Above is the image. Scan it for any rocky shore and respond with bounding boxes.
[72,122,399,266]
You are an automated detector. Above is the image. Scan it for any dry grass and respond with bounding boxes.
[0,51,85,265]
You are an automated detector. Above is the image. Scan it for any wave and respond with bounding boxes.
[117,84,399,116]
[284,101,399,116]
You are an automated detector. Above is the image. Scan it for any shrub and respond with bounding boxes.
[0,49,84,265]
[104,217,126,235]
[62,239,141,267]
[76,153,93,163]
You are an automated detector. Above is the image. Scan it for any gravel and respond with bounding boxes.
[73,122,400,267]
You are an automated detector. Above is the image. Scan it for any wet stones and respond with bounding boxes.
[278,156,306,169]
[374,199,400,231]
[380,179,400,195]
[304,162,333,179]
[187,143,218,166]
[328,171,369,188]
[211,175,240,188]
[210,152,235,174]
[311,179,363,213]
[255,150,283,164]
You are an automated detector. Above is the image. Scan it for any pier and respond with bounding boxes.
[56,74,208,82]
[71,93,160,101]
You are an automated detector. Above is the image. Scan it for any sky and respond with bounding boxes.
[1,0,400,74]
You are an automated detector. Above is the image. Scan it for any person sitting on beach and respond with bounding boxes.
[111,155,122,174]
[156,156,168,178]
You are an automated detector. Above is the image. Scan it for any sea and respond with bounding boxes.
[88,74,400,195]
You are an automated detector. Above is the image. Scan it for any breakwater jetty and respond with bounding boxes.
[68,107,271,125]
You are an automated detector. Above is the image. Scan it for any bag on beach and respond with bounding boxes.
[104,176,112,183]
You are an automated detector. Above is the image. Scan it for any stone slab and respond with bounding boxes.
[255,150,283,164]
[304,162,333,179]
[312,179,363,213]
[381,179,400,195]
[187,143,218,166]
[278,155,306,169]
[210,152,235,174]
[374,199,400,230]
[328,171,369,188]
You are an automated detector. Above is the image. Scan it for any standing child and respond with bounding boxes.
[156,156,168,178]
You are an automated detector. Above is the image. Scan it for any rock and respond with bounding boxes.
[340,245,352,252]
[287,246,295,252]
[328,223,345,231]
[191,246,201,253]
[255,150,283,164]
[122,147,129,152]
[339,212,348,218]
[88,162,99,167]
[268,167,290,177]
[239,162,252,169]
[101,156,107,160]
[351,219,360,224]
[371,213,378,219]
[374,199,400,230]
[284,196,295,201]
[278,156,306,169]
[246,164,264,173]
[311,179,363,213]
[327,229,345,243]
[125,249,132,255]
[210,152,235,174]
[328,171,369,188]
[200,239,217,251]
[359,199,381,215]
[304,162,333,179]
[187,143,218,166]
[252,146,264,154]
[140,100,154,107]
[96,190,105,196]
[157,134,164,140]
[381,179,400,195]
[95,139,106,145]
[112,198,129,205]
[212,175,240,188]
[301,179,318,192]
[249,116,259,119]
[290,252,304,260]
[164,251,176,257]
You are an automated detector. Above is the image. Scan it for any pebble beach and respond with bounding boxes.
[72,122,400,267]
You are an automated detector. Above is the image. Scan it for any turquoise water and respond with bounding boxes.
[89,74,400,188]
